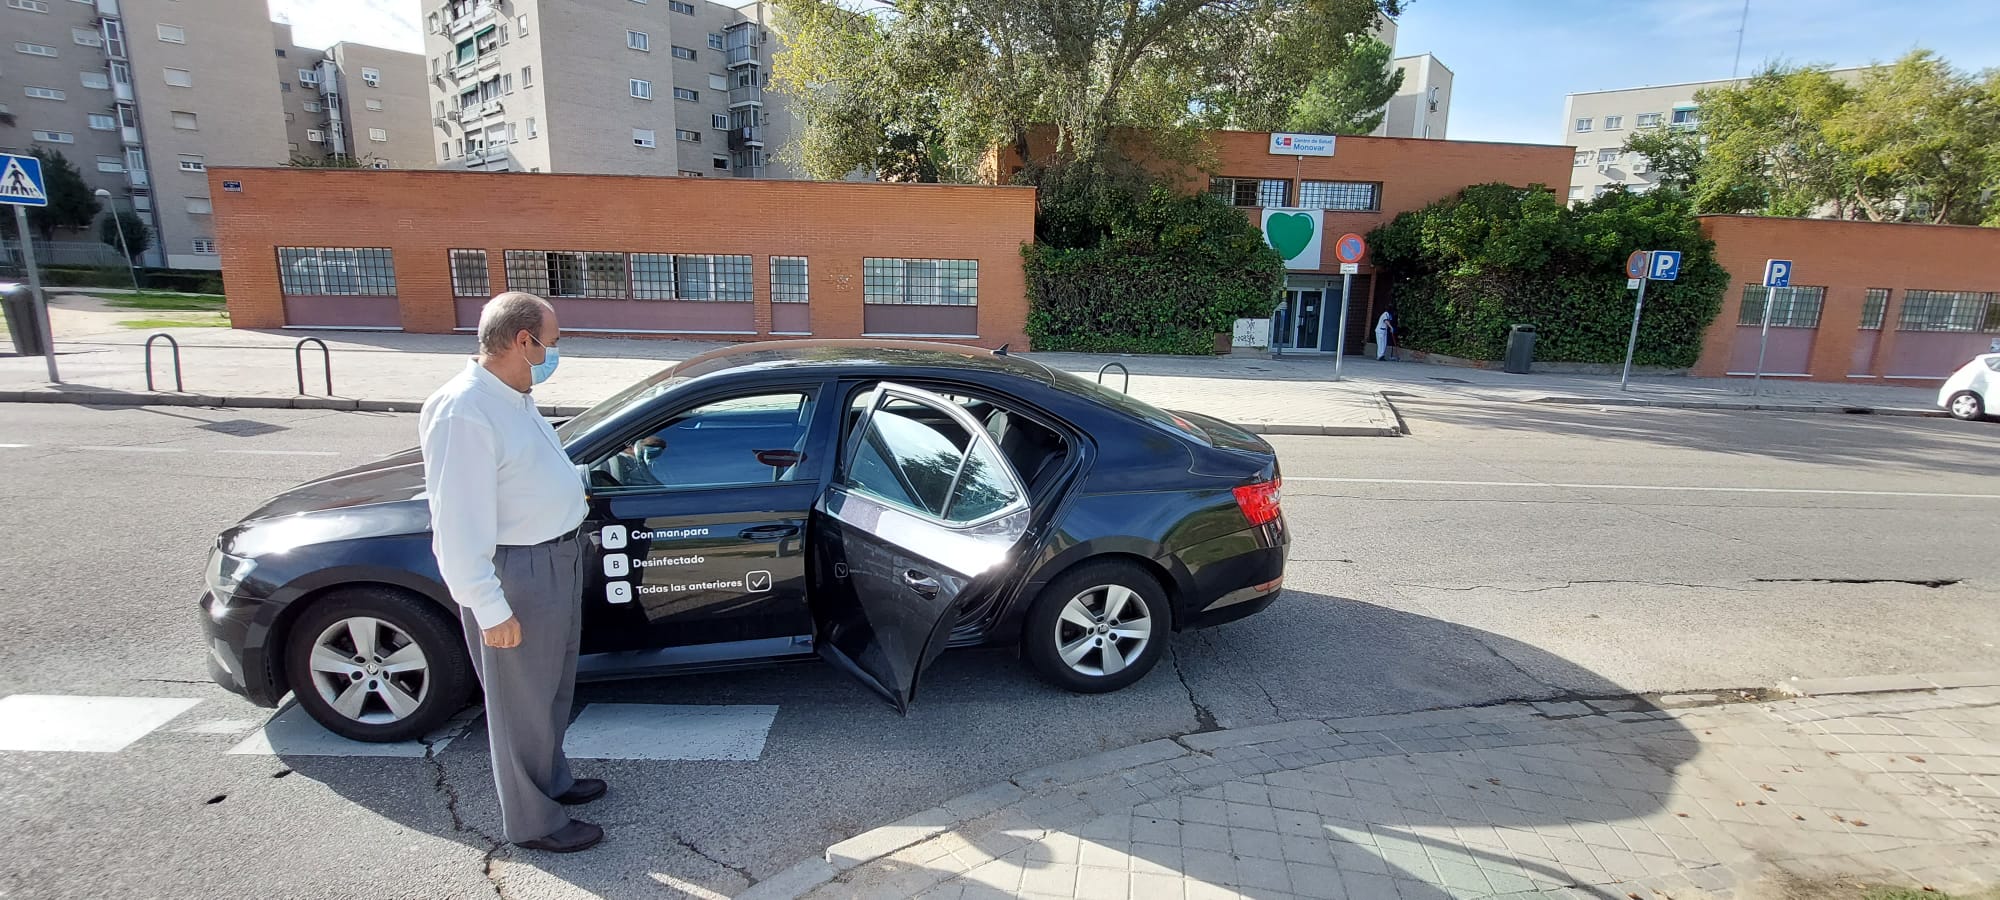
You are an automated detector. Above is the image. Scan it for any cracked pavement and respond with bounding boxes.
[2,396,1999,897]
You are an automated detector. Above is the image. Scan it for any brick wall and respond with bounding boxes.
[208,167,1037,346]
[1695,215,2000,382]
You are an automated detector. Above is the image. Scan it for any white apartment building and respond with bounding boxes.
[1382,53,1451,139]
[421,0,795,178]
[274,25,431,170]
[2,0,291,269]
[1562,68,1870,203]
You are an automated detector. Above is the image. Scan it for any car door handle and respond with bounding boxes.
[902,570,940,599]
[739,524,800,541]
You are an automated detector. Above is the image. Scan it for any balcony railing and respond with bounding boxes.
[448,2,498,37]
[726,45,759,67]
[120,125,140,145]
[728,84,763,107]
[728,126,763,150]
[126,167,148,187]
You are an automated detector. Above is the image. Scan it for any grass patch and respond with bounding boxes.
[118,317,229,329]
[99,292,227,311]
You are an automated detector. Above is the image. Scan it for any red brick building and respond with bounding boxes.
[210,168,1038,346]
[998,129,1576,353]
[1694,216,2000,383]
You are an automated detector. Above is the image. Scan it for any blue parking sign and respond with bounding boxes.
[1648,250,1682,281]
[1762,259,1792,288]
[0,152,49,207]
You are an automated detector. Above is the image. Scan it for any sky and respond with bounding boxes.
[266,0,2000,147]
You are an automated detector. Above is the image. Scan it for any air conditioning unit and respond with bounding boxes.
[371,159,391,169]
[1597,163,1614,173]
[1631,160,1650,174]
[362,73,380,87]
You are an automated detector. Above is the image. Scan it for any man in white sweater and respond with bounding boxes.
[418,291,604,853]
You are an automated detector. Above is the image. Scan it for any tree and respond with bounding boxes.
[1824,51,2000,224]
[1621,128,1704,192]
[97,210,152,263]
[770,0,1402,182]
[25,150,100,242]
[1691,64,1857,218]
[1282,35,1403,135]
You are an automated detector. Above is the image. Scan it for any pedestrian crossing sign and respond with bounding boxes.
[0,152,49,207]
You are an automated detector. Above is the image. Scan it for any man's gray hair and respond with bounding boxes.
[477,291,552,355]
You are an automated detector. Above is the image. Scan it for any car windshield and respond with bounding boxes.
[1042,366,1211,443]
[554,366,690,443]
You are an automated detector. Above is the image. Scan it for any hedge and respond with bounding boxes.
[33,266,223,294]
[1369,185,1727,367]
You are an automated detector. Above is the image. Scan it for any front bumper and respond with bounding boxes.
[199,590,284,707]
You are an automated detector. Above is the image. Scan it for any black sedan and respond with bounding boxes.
[200,341,1287,741]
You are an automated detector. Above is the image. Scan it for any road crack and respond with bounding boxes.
[420,735,506,899]
[1753,577,1961,588]
[1168,641,1221,734]
[670,833,757,888]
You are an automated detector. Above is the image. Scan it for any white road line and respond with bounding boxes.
[0,695,203,753]
[0,443,29,448]
[215,449,341,457]
[74,445,186,453]
[227,704,473,757]
[564,703,779,761]
[1287,476,2000,501]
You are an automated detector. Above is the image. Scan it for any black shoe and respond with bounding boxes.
[515,819,603,853]
[556,778,607,805]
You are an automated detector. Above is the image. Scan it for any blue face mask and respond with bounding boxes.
[528,335,560,385]
[637,444,662,463]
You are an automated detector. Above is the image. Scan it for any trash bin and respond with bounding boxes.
[1503,323,1536,374]
[0,282,44,357]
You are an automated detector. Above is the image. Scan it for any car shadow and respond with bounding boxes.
[279,589,1699,899]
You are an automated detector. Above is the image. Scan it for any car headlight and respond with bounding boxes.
[206,548,256,600]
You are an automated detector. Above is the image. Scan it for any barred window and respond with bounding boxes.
[1860,288,1889,330]
[1737,285,1825,328]
[1898,290,2000,333]
[1299,180,1381,211]
[771,256,808,303]
[1208,177,1289,208]
[503,250,628,297]
[864,258,978,306]
[449,249,489,297]
[630,253,674,299]
[673,254,752,301]
[277,247,396,296]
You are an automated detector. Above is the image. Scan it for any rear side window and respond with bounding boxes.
[1986,356,2000,373]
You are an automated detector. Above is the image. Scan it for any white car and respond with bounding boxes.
[1938,353,2000,421]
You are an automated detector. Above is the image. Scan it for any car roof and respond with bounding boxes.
[670,339,1057,385]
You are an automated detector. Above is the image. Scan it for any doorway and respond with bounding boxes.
[1286,288,1324,350]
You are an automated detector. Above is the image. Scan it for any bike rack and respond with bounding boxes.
[144,333,183,392]
[1096,362,1130,393]
[295,337,332,396]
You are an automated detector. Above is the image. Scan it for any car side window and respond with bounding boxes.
[844,389,1023,523]
[1986,357,2000,373]
[589,390,816,492]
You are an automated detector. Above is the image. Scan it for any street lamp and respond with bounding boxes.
[93,188,142,293]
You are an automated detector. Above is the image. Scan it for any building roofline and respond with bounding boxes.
[206,166,1040,192]
[1698,212,2000,235]
[1565,65,1876,98]
[1206,128,1562,152]
[1392,53,1453,75]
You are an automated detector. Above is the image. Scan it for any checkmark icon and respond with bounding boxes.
[746,570,771,592]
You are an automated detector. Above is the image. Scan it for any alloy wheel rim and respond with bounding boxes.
[308,616,430,724]
[1953,395,1979,418]
[1054,584,1153,678]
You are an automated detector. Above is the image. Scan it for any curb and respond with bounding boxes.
[1773,670,2000,698]
[1527,395,1945,417]
[0,389,587,417]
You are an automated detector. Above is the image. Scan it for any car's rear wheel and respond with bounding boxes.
[283,588,474,742]
[1023,560,1169,693]
[1948,391,1985,421]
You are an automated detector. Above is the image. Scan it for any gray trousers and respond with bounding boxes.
[459,534,586,843]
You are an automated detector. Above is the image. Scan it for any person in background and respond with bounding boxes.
[418,291,606,854]
[1376,310,1397,361]
[606,435,666,487]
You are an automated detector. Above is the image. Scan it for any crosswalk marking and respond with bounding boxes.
[73,445,187,453]
[563,703,780,761]
[226,704,471,757]
[215,449,341,457]
[0,695,202,753]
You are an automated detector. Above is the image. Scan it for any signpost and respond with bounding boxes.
[1331,233,1366,380]
[1751,259,1794,395]
[0,152,59,383]
[1619,250,1681,391]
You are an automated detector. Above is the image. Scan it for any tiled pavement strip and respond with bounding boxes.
[745,677,2000,899]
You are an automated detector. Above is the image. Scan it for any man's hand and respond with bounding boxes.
[482,616,522,649]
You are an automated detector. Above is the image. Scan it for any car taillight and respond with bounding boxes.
[1233,478,1282,526]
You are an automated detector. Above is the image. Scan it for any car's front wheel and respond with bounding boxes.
[283,588,475,742]
[1023,560,1170,693]
[1948,390,1986,421]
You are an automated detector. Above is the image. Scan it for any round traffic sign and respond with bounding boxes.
[1334,233,1367,265]
[1625,250,1650,279]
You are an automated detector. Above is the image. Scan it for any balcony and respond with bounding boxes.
[448,2,498,38]
[126,167,148,188]
[728,125,762,151]
[95,0,118,14]
[477,54,501,72]
[451,59,478,81]
[120,125,140,145]
[479,98,503,117]
[113,80,133,102]
[728,84,763,108]
[726,45,759,68]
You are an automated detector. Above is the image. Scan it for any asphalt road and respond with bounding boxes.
[1,399,1996,898]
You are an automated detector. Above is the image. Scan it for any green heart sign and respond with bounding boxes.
[1266,212,1316,261]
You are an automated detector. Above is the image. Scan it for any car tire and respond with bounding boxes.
[283,588,475,743]
[1947,391,1986,421]
[1023,560,1171,694]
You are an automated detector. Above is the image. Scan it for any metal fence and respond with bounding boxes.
[0,239,131,270]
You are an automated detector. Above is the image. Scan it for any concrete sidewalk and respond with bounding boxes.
[748,675,2000,900]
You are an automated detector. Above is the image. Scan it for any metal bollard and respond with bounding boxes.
[295,337,332,396]
[144,333,183,392]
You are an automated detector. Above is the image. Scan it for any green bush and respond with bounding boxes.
[141,270,224,293]
[1369,185,1727,366]
[1024,179,1284,355]
[38,266,130,288]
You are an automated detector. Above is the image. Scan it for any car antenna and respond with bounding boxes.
[995,343,1009,356]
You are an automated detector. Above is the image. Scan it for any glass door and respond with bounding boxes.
[1288,289,1323,351]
